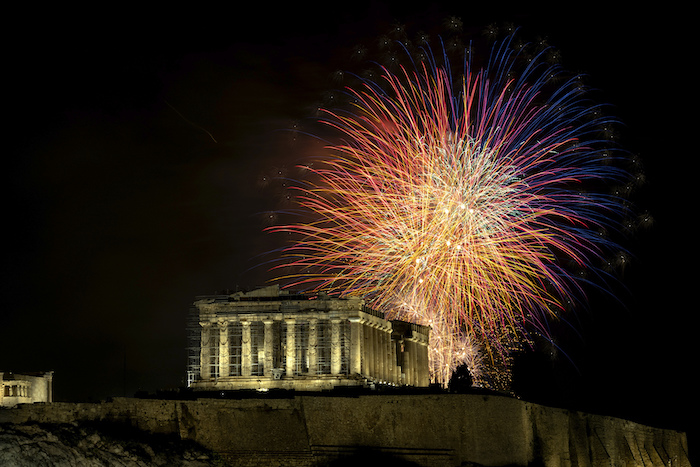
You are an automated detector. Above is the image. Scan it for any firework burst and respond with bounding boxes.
[268,31,633,386]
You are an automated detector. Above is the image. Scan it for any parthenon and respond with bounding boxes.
[186,285,430,391]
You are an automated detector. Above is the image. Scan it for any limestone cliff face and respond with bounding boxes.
[0,422,216,466]
[0,394,691,466]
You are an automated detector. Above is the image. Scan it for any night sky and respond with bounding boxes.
[3,1,695,456]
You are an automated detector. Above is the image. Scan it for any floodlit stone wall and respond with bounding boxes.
[0,394,690,466]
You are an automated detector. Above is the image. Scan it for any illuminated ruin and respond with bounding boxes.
[186,285,430,391]
[0,371,53,407]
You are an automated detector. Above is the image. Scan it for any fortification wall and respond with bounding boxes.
[0,394,690,466]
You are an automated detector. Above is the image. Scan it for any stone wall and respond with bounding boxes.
[0,394,690,466]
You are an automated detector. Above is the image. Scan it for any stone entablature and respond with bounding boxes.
[0,371,54,407]
[186,285,430,391]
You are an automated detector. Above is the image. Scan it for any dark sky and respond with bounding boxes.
[3,0,695,453]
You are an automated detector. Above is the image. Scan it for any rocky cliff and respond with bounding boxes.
[0,394,691,466]
[0,421,217,466]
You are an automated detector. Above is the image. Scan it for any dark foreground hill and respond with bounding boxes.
[0,421,217,466]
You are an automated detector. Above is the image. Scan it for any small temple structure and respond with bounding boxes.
[186,285,430,391]
[0,371,53,407]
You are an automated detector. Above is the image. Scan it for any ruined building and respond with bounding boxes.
[186,285,430,391]
[0,371,53,407]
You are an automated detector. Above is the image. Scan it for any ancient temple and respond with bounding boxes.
[186,285,430,391]
[0,371,53,407]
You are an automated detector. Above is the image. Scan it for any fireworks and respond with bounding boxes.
[268,31,633,387]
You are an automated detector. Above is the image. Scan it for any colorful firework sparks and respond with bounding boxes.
[267,33,633,386]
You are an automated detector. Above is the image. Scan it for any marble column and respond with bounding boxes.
[418,341,424,385]
[376,327,383,382]
[46,371,54,403]
[218,320,229,378]
[403,341,411,386]
[385,331,391,380]
[373,325,381,380]
[285,319,296,377]
[308,318,318,375]
[242,321,252,377]
[405,340,413,385]
[330,319,341,375]
[263,320,274,377]
[411,340,418,386]
[366,324,374,377]
[390,337,398,384]
[349,317,362,375]
[362,321,372,378]
[381,326,389,382]
[199,322,212,380]
[419,339,429,386]
[373,325,379,378]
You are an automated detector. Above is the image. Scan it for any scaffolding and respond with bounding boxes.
[185,305,201,387]
[250,321,264,376]
[316,320,331,375]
